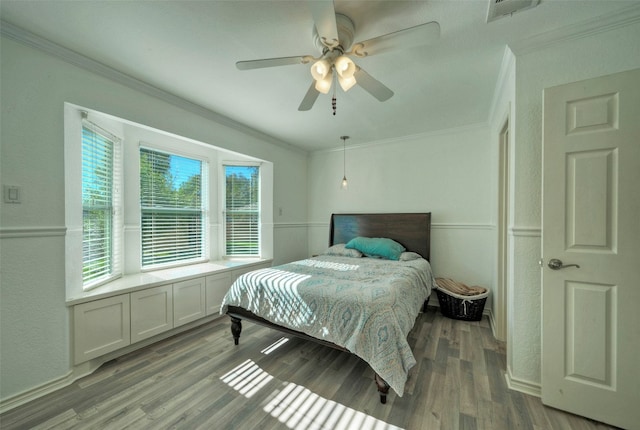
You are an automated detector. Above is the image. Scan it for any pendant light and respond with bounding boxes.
[340,136,349,189]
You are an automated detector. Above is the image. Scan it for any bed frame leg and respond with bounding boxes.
[374,373,390,404]
[423,297,430,312]
[230,316,242,345]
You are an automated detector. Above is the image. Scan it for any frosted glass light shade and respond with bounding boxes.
[315,69,333,94]
[334,56,356,79]
[338,74,357,92]
[311,59,331,80]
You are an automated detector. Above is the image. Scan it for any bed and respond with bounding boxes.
[220,212,435,404]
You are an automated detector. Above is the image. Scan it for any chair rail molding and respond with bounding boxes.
[0,226,66,239]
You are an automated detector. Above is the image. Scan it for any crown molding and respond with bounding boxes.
[509,4,640,55]
[313,121,490,154]
[0,20,306,156]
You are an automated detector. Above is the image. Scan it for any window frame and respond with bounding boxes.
[81,119,122,288]
[223,162,262,258]
[139,146,209,270]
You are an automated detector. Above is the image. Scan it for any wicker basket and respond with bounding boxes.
[435,279,489,321]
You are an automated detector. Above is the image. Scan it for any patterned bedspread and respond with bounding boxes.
[220,255,436,396]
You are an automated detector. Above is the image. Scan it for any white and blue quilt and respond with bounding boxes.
[220,255,435,396]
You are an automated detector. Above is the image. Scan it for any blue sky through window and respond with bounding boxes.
[170,154,201,188]
[226,165,256,179]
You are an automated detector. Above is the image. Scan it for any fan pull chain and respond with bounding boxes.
[332,71,337,115]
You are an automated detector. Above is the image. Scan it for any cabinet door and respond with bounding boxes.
[173,278,205,327]
[73,295,130,364]
[205,272,232,316]
[131,285,173,343]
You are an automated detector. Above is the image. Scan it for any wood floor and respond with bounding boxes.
[1,308,619,430]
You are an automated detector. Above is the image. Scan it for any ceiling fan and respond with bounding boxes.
[236,0,440,112]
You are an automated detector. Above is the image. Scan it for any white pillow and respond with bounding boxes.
[399,251,423,261]
[323,243,363,258]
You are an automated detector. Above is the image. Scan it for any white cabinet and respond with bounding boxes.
[173,277,206,327]
[73,295,130,364]
[72,260,272,364]
[130,284,173,343]
[205,272,232,316]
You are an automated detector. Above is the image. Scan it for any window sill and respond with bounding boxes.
[66,258,272,306]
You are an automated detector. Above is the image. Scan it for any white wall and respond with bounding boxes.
[307,125,496,302]
[0,36,309,403]
[506,20,640,391]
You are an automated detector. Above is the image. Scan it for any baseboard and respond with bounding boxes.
[505,366,542,398]
[0,314,223,414]
[486,307,499,339]
[0,370,77,414]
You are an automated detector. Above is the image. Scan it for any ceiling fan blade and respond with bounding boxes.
[354,67,394,102]
[352,21,440,57]
[236,55,313,70]
[298,82,320,111]
[308,0,339,48]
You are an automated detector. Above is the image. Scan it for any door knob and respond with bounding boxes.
[547,258,580,270]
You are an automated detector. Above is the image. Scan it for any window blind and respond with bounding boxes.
[140,148,205,268]
[225,165,260,256]
[82,122,118,285]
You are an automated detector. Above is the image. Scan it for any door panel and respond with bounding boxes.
[566,149,617,251]
[542,67,640,429]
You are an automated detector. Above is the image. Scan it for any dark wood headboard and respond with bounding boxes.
[329,213,431,261]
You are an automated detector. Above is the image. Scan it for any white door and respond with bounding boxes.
[542,68,640,429]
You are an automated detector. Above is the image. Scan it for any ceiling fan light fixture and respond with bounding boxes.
[311,59,331,80]
[338,74,357,92]
[315,69,333,94]
[334,55,356,79]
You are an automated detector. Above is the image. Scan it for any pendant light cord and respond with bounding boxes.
[341,136,349,188]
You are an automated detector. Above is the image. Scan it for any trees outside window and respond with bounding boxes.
[225,165,260,256]
[140,148,206,268]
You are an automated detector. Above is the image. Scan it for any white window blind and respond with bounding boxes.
[225,165,260,256]
[140,148,205,268]
[82,121,120,286]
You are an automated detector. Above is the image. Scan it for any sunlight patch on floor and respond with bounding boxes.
[261,337,290,355]
[264,382,404,430]
[220,359,273,398]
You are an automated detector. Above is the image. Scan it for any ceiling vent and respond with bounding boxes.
[487,0,539,22]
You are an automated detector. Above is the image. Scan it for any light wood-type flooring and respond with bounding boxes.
[0,308,619,430]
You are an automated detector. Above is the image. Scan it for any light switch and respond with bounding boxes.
[4,185,21,204]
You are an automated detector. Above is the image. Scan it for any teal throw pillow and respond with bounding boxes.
[345,237,406,261]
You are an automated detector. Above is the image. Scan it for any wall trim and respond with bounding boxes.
[0,226,66,238]
[432,223,494,231]
[510,4,640,55]
[308,221,495,231]
[505,366,542,398]
[312,122,489,154]
[274,222,308,229]
[0,370,76,414]
[0,20,304,156]
[488,46,515,126]
[486,307,504,342]
[0,313,223,414]
[0,222,502,238]
[510,226,541,237]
